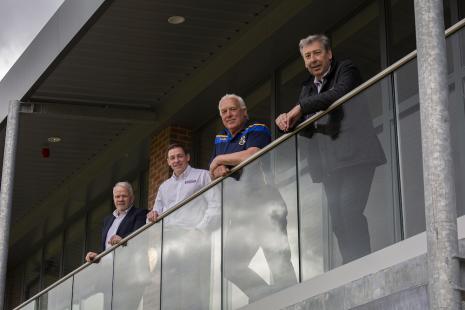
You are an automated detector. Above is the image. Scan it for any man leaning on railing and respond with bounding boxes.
[83,181,147,309]
[146,143,220,309]
[85,181,147,262]
[210,94,297,302]
[276,34,385,263]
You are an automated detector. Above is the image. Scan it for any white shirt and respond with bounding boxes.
[154,165,220,230]
[313,65,331,94]
[105,207,132,250]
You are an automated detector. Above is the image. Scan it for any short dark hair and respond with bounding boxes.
[299,34,331,53]
[167,143,189,155]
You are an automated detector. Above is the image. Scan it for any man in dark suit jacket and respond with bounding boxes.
[276,34,385,264]
[85,181,147,262]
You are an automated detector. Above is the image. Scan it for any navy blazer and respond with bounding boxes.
[101,206,147,251]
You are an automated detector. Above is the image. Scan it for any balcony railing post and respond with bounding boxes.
[0,100,20,309]
[413,1,461,309]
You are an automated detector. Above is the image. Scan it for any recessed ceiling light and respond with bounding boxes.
[168,16,185,25]
[47,137,62,143]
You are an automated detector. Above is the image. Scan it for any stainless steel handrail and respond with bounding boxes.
[13,17,465,310]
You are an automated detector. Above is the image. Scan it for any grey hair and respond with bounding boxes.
[299,34,331,53]
[113,181,134,198]
[218,93,247,111]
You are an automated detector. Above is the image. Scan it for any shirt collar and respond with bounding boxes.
[113,205,132,217]
[172,165,192,180]
[225,121,249,141]
[313,65,331,85]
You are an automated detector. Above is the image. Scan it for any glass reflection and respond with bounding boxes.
[222,140,298,308]
[38,278,72,310]
[113,223,162,310]
[71,255,113,310]
[298,84,390,269]
[161,184,221,310]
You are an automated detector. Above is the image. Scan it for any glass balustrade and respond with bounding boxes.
[13,20,465,310]
[38,278,73,310]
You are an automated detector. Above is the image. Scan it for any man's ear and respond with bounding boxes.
[186,154,191,162]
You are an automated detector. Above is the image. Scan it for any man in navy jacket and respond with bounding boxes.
[276,34,385,264]
[85,181,147,262]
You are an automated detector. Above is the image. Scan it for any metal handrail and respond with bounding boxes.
[13,17,465,310]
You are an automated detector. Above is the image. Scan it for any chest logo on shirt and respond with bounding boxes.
[185,179,197,184]
[239,135,246,145]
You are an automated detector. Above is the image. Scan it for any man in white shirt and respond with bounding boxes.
[146,144,219,229]
[147,143,220,310]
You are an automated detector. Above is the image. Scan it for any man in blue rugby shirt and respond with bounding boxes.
[210,94,297,303]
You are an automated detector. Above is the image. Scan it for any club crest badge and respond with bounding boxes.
[239,135,246,145]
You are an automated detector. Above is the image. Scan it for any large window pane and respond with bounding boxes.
[42,234,63,288]
[298,78,397,272]
[331,0,381,80]
[113,223,162,310]
[388,0,416,64]
[63,218,85,275]
[38,277,72,310]
[222,139,299,308]
[161,184,221,310]
[71,254,113,310]
[86,200,112,254]
[24,251,42,300]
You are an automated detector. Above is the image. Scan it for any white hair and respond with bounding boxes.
[218,93,247,110]
[113,181,134,198]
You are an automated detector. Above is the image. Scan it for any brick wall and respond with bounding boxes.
[147,126,192,209]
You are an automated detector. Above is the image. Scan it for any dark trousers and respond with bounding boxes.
[323,165,375,263]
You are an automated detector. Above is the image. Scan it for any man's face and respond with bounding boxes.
[113,186,133,213]
[167,147,190,176]
[301,41,332,79]
[219,98,248,136]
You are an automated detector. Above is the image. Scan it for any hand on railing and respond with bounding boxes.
[85,251,99,263]
[210,165,230,180]
[146,210,159,223]
[275,105,302,132]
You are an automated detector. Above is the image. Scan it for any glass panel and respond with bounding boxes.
[298,77,396,273]
[161,184,222,310]
[19,300,37,310]
[113,223,162,310]
[222,138,299,308]
[393,60,424,237]
[71,254,113,310]
[43,234,63,288]
[63,218,85,275]
[447,29,465,217]
[38,277,72,310]
[396,28,465,235]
